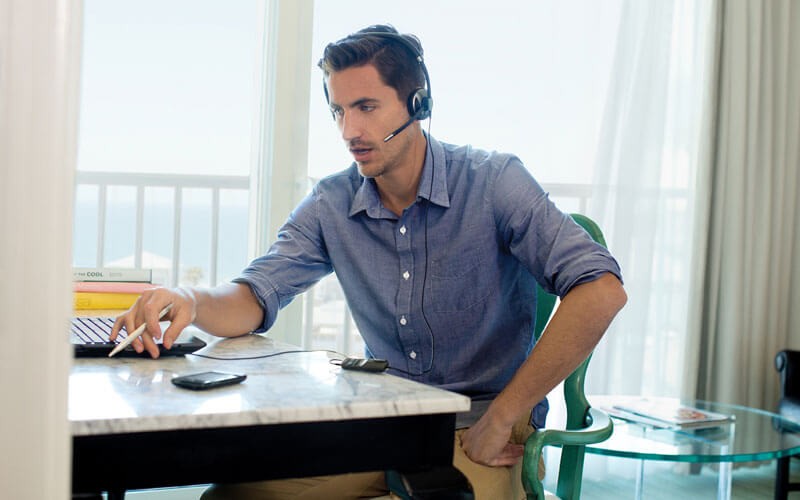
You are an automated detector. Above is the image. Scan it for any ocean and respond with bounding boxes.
[72,198,250,287]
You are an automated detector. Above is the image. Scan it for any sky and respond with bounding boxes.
[78,0,622,186]
[78,0,259,176]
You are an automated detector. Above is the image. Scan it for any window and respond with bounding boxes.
[307,1,621,186]
[74,0,260,286]
[74,1,714,409]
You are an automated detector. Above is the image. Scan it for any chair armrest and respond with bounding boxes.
[521,408,613,500]
[776,350,800,399]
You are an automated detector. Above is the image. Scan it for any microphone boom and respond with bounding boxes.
[383,116,416,142]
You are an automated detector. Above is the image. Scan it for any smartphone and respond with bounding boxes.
[171,371,246,390]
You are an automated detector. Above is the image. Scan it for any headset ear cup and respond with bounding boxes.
[408,88,432,121]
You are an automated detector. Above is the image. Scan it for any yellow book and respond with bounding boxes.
[73,292,140,310]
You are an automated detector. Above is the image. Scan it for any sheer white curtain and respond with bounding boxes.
[583,0,717,398]
[685,0,800,412]
[552,0,719,487]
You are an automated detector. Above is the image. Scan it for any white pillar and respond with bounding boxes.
[0,1,82,498]
[249,0,314,345]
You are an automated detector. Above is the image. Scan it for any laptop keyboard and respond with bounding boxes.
[71,317,122,344]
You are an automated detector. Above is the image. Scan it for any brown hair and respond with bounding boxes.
[318,24,426,103]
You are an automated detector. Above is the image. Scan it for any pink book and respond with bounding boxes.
[72,281,156,294]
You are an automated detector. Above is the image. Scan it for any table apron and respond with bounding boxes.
[72,413,455,493]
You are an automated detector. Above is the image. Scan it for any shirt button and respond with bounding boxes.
[399,225,407,235]
[402,271,410,280]
[409,351,417,359]
[399,316,407,326]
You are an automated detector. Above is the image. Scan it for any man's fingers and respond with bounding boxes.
[140,331,160,359]
[162,316,190,350]
[462,437,524,467]
[110,296,142,341]
[487,456,522,467]
[110,315,125,341]
[142,300,166,341]
[159,293,195,349]
[122,314,145,354]
[490,444,524,466]
[504,443,524,457]
[482,445,523,467]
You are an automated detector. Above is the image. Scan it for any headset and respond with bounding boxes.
[322,31,433,142]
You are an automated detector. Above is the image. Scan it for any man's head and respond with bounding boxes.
[318,24,431,123]
[318,25,432,180]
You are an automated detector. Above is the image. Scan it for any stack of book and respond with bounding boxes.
[73,267,155,310]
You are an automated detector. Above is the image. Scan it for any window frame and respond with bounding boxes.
[247,0,314,345]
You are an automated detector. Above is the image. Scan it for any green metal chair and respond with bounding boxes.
[522,213,615,500]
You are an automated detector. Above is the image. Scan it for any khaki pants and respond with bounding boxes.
[201,413,544,500]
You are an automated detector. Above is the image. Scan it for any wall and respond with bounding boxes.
[0,0,82,498]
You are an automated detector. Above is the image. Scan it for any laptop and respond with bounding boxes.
[72,316,207,358]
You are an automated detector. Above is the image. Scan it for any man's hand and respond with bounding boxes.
[109,287,197,359]
[460,411,524,467]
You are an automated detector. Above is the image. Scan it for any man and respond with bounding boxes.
[112,24,626,499]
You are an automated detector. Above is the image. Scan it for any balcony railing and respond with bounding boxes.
[74,171,250,287]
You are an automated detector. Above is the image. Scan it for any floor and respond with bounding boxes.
[542,441,797,499]
[111,457,790,499]
[577,459,781,499]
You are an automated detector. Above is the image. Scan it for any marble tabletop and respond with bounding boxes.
[70,330,471,436]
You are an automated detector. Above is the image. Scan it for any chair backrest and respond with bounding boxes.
[776,350,800,401]
[532,213,608,500]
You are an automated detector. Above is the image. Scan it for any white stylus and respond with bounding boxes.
[108,304,173,358]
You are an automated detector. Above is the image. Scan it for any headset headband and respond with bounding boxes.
[323,30,433,122]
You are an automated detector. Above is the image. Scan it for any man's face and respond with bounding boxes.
[326,64,415,179]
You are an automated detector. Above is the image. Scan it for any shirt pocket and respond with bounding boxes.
[429,245,493,312]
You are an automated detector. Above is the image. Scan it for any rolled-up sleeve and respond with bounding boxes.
[233,188,333,332]
[493,158,622,297]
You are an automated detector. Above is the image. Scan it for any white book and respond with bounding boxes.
[72,267,153,283]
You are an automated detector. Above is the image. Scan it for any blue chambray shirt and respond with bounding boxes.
[235,134,622,428]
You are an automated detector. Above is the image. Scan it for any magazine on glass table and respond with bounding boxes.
[603,398,735,430]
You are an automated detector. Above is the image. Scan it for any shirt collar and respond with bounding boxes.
[349,133,450,218]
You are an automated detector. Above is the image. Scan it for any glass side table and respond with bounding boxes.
[586,396,800,500]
